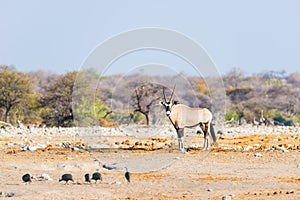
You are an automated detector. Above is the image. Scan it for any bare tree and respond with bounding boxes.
[223,67,244,89]
[130,83,162,126]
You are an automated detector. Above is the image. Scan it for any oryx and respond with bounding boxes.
[161,86,217,151]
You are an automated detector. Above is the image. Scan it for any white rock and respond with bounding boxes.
[254,153,263,157]
[72,146,85,151]
[39,173,53,181]
[244,146,253,151]
[282,149,289,153]
[28,144,47,151]
[207,188,213,192]
[222,196,231,200]
[277,146,289,152]
[233,145,242,150]
[28,145,37,151]
[111,181,121,185]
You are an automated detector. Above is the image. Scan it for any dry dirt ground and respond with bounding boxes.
[0,130,300,199]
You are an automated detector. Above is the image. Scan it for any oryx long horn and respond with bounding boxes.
[169,84,176,102]
[163,87,167,102]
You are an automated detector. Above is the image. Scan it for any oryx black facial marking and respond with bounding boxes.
[161,102,173,117]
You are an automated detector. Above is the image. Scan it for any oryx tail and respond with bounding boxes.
[210,123,217,144]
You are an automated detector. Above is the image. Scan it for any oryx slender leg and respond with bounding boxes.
[176,128,184,151]
[202,123,210,150]
[202,133,208,150]
[197,123,205,135]
[178,137,184,151]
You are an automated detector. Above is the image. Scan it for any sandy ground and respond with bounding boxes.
[0,128,300,200]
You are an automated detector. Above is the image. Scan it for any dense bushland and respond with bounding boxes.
[1,65,299,127]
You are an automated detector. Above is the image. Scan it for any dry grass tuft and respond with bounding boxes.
[278,177,300,183]
[193,174,242,181]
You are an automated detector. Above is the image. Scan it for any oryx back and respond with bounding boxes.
[169,104,212,128]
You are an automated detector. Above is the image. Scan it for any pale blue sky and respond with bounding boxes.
[1,0,300,75]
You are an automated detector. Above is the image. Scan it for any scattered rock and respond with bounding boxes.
[38,173,52,181]
[254,153,263,157]
[6,149,18,154]
[243,146,253,151]
[222,196,231,200]
[72,146,85,151]
[4,192,15,198]
[111,181,121,185]
[207,188,213,192]
[21,144,47,151]
[61,142,72,148]
[103,164,117,170]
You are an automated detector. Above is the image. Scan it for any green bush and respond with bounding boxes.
[225,111,239,121]
[291,112,300,126]
[273,115,293,126]
[132,112,145,124]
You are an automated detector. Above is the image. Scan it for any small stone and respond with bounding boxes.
[207,188,213,192]
[222,196,231,200]
[5,192,15,198]
[254,153,263,157]
[111,181,121,185]
[28,145,38,151]
[72,146,84,151]
[39,173,52,181]
[282,149,289,153]
[244,146,253,151]
[103,164,117,170]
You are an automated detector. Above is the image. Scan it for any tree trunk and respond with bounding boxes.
[145,113,149,126]
[4,107,11,123]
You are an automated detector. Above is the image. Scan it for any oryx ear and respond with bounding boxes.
[160,101,164,105]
